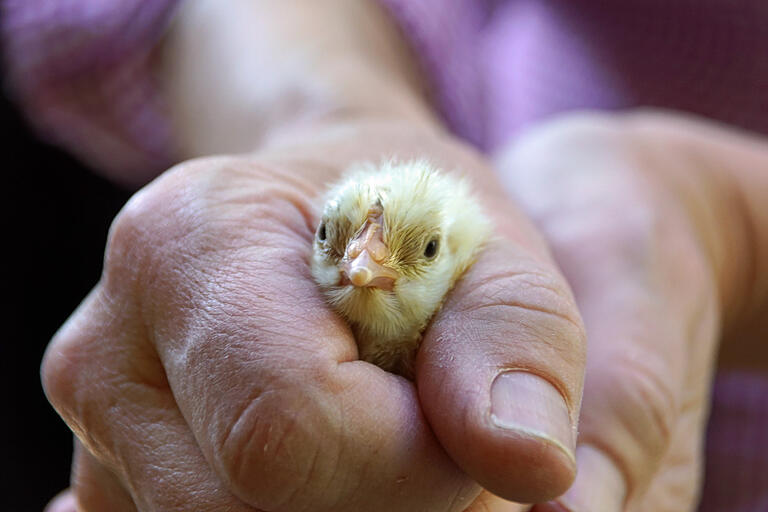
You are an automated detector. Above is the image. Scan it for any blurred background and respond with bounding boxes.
[2,92,131,511]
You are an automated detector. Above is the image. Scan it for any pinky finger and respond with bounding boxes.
[70,439,138,512]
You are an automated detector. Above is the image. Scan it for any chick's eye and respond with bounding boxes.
[424,238,439,259]
[317,222,327,241]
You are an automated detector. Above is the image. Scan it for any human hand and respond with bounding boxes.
[42,122,588,511]
[495,111,768,511]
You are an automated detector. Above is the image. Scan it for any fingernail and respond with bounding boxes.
[559,445,626,512]
[490,371,575,463]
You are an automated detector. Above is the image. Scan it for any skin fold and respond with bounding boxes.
[42,1,768,511]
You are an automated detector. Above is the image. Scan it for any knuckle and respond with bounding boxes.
[212,370,340,511]
[41,331,81,419]
[499,110,628,176]
[71,442,136,512]
[42,302,103,427]
[521,111,628,150]
[102,157,224,286]
[621,362,676,455]
[102,189,163,292]
[591,355,678,467]
[104,157,314,295]
[42,290,145,450]
[42,336,113,450]
[497,111,663,227]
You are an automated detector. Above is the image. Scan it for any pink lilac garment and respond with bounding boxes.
[2,0,767,509]
[1,0,178,188]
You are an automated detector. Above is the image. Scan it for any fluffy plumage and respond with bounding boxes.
[311,160,490,378]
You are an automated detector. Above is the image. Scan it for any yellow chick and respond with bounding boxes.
[311,160,490,378]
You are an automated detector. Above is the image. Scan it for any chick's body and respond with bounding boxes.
[311,161,490,378]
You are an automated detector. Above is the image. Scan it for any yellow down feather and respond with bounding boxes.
[311,160,490,378]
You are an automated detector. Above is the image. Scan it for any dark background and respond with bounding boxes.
[3,92,132,511]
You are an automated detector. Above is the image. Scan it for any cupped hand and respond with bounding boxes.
[42,122,587,511]
[496,111,768,511]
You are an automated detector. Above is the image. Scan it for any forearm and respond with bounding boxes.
[161,0,440,158]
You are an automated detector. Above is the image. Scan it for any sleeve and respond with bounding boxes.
[2,0,181,187]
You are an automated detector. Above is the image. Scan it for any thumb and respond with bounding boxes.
[417,240,587,504]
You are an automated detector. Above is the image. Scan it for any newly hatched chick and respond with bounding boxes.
[311,161,490,378]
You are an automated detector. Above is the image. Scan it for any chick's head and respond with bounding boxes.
[311,161,490,358]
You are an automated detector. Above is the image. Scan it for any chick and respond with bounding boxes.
[311,160,490,378]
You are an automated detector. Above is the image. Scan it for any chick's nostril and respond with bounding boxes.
[367,238,389,262]
[347,240,362,259]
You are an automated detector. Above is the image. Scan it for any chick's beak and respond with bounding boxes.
[341,208,399,290]
[344,249,399,289]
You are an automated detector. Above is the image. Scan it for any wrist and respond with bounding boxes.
[162,0,439,159]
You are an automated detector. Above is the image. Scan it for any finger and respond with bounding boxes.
[70,439,137,512]
[43,288,260,511]
[45,491,77,512]
[417,237,586,504]
[108,160,478,511]
[533,445,626,512]
[564,239,715,512]
[496,115,720,511]
[550,240,715,512]
[630,399,704,512]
